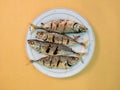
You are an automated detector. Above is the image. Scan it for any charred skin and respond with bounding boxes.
[31,55,80,69]
[31,19,88,34]
[36,31,86,47]
[27,39,79,56]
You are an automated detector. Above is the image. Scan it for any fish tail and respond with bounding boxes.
[31,24,39,29]
[30,24,38,34]
[30,60,35,63]
[30,24,43,34]
[79,40,88,48]
[78,53,86,63]
[30,28,36,34]
[26,60,35,65]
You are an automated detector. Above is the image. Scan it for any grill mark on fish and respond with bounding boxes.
[67,60,72,67]
[66,38,69,45]
[57,59,61,67]
[53,46,59,55]
[56,23,59,30]
[44,34,48,41]
[46,44,51,53]
[63,22,67,31]
[52,34,55,43]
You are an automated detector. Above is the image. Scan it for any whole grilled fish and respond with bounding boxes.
[36,31,87,47]
[31,19,88,34]
[27,39,79,55]
[31,55,81,69]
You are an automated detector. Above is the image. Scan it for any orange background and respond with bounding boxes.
[0,0,120,90]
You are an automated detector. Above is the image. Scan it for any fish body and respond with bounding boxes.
[36,31,86,47]
[27,39,79,55]
[31,19,88,34]
[31,55,80,69]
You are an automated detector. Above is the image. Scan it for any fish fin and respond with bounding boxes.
[30,24,38,34]
[30,28,36,34]
[73,35,80,41]
[78,53,86,63]
[31,24,38,29]
[30,60,35,63]
[80,40,88,48]
[26,60,35,65]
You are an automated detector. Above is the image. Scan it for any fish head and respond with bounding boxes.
[79,24,88,32]
[36,31,46,39]
[41,23,51,30]
[27,39,41,52]
[68,57,79,65]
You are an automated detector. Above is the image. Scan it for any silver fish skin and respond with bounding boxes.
[27,39,79,56]
[31,19,88,34]
[36,31,86,47]
[31,55,80,69]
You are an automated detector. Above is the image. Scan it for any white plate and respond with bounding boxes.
[26,8,95,78]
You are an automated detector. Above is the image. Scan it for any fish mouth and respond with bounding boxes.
[27,39,41,45]
[81,28,88,32]
[27,39,36,44]
[82,29,87,32]
[27,40,33,44]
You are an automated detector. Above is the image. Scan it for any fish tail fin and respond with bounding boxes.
[80,40,88,48]
[30,24,38,34]
[30,23,39,29]
[30,60,35,63]
[78,52,86,63]
[26,60,35,65]
[31,28,36,34]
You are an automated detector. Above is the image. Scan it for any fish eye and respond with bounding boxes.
[41,23,44,25]
[37,32,40,35]
[72,57,75,59]
[37,32,43,35]
[31,41,35,45]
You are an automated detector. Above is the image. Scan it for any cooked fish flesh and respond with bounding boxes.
[31,19,88,34]
[27,39,79,55]
[31,55,81,69]
[36,31,87,47]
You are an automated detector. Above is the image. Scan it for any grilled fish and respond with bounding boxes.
[27,39,79,55]
[36,31,87,47]
[31,55,81,69]
[31,19,88,34]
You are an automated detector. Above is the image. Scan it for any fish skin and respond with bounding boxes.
[36,31,86,47]
[31,55,80,69]
[27,39,79,56]
[30,19,88,34]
